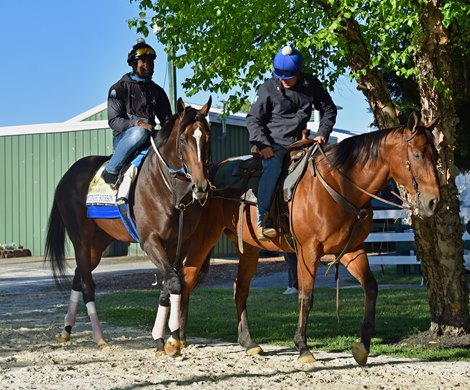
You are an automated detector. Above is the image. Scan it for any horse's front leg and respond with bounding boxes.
[341,247,378,366]
[152,285,170,356]
[162,270,183,357]
[145,241,183,358]
[293,245,319,363]
[234,244,263,355]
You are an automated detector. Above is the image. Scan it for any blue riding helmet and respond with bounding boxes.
[273,46,303,80]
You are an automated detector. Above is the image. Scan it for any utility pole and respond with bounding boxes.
[168,41,177,113]
[153,21,177,113]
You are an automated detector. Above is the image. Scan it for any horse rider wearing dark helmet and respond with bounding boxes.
[246,45,337,240]
[101,38,172,188]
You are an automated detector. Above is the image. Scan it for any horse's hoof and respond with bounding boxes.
[97,338,108,350]
[180,340,188,348]
[352,342,368,366]
[246,345,263,356]
[155,349,167,357]
[298,351,316,364]
[56,331,70,344]
[164,337,182,357]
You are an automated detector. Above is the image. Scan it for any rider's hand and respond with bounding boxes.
[259,146,275,159]
[313,135,327,145]
[137,121,155,133]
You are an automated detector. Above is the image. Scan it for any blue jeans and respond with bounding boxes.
[284,252,298,289]
[106,126,150,174]
[257,144,287,226]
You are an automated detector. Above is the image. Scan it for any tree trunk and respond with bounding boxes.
[316,0,400,128]
[412,0,469,335]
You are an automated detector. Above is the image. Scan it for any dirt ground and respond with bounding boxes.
[1,259,469,389]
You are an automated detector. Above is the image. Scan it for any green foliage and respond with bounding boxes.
[96,287,470,361]
[128,0,469,156]
[129,1,467,110]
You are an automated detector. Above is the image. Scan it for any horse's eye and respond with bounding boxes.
[413,151,421,160]
[180,135,186,144]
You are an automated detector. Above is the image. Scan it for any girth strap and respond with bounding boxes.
[312,160,370,275]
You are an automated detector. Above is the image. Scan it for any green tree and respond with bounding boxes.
[130,0,470,335]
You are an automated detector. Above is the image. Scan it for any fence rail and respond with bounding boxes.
[366,209,470,269]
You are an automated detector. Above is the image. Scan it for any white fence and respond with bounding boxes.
[366,208,470,270]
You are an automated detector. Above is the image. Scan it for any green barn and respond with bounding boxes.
[0,103,252,258]
[0,103,347,258]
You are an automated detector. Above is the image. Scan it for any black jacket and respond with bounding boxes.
[246,73,337,150]
[107,73,172,136]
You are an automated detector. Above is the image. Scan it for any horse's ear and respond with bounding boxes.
[199,96,212,117]
[177,98,186,115]
[407,112,419,133]
[425,116,439,131]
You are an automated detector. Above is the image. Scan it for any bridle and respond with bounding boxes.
[150,112,211,262]
[403,125,426,203]
[310,125,430,274]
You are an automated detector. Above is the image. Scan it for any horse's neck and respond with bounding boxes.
[314,156,391,205]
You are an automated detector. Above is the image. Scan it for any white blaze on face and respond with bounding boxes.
[193,126,203,162]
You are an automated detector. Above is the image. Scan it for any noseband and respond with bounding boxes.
[151,116,209,181]
[404,130,422,201]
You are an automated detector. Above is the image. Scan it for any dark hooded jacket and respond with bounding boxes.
[246,73,337,150]
[107,73,172,136]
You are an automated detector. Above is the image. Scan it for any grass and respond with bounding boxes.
[93,286,470,362]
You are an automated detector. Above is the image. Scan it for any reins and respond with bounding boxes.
[150,122,208,262]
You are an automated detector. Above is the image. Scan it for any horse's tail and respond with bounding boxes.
[44,198,68,287]
[192,250,213,290]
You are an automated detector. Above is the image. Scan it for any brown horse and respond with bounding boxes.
[45,97,211,356]
[180,113,440,365]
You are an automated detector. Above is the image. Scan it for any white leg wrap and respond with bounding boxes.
[86,302,104,344]
[168,294,181,332]
[86,301,97,316]
[64,290,81,327]
[152,305,170,340]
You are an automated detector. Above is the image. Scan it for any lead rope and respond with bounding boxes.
[335,263,340,329]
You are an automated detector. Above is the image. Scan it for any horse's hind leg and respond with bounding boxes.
[341,247,378,366]
[234,243,263,355]
[56,268,83,343]
[58,231,112,348]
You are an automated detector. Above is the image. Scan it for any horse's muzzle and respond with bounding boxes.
[192,181,209,206]
[419,192,440,217]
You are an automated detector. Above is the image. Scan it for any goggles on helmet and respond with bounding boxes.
[135,47,156,59]
[273,68,299,79]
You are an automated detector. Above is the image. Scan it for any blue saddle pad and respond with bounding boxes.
[86,204,139,242]
[87,205,121,218]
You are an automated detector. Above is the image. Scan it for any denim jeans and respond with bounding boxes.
[257,144,287,226]
[106,126,150,174]
[284,252,298,289]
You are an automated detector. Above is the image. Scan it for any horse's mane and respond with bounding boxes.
[156,106,205,148]
[325,125,436,170]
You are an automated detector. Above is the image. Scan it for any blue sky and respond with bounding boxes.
[0,0,373,132]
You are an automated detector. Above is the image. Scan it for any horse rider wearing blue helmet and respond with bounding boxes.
[246,45,337,240]
[101,38,172,188]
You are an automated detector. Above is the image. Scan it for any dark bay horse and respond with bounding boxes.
[45,97,211,356]
[180,113,440,365]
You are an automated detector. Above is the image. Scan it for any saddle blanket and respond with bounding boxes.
[85,162,140,242]
[86,165,117,206]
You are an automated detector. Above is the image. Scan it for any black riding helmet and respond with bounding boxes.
[127,38,156,66]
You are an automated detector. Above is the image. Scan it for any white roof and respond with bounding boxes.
[0,101,358,141]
